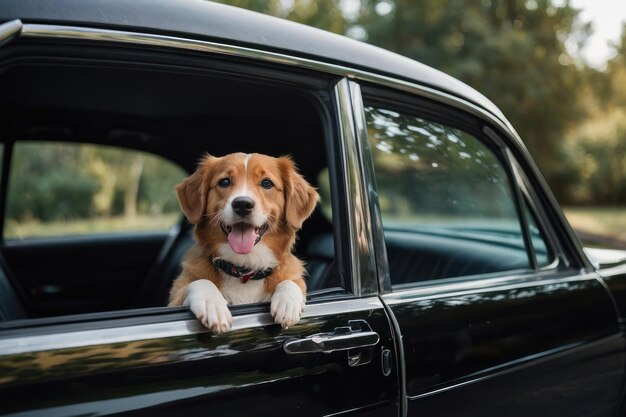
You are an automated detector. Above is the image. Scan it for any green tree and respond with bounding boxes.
[356,0,587,175]
[560,24,626,205]
[7,143,98,222]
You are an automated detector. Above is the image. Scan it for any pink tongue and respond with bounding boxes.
[227,223,258,254]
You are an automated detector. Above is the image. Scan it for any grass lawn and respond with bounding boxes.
[563,207,626,249]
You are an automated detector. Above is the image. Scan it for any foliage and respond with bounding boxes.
[557,24,626,206]
[7,143,98,222]
[561,75,626,205]
[6,142,185,232]
[365,106,516,220]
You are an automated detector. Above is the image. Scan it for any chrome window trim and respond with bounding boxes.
[381,272,598,307]
[0,19,21,46]
[0,296,384,356]
[334,79,378,296]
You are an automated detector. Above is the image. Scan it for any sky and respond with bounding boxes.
[570,0,626,68]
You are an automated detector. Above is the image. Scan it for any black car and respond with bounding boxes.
[1,1,626,416]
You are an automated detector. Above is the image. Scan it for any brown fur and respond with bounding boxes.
[168,153,318,307]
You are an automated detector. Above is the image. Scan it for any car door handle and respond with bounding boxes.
[283,320,380,354]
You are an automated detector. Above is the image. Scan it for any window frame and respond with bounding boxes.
[0,43,360,330]
[511,157,563,271]
[356,83,564,292]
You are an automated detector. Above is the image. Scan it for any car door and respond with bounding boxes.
[353,82,625,417]
[0,78,399,417]
[0,299,397,416]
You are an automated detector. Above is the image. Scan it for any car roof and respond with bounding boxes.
[1,0,505,121]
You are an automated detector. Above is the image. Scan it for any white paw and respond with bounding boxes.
[183,280,232,333]
[270,280,305,329]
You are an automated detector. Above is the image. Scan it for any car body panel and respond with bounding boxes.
[597,264,626,319]
[405,333,624,416]
[0,298,398,416]
[383,273,624,416]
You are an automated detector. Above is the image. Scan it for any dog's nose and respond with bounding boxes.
[232,197,255,216]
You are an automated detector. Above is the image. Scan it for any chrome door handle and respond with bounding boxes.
[283,320,380,354]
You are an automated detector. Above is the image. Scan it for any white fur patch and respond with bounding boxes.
[184,279,232,333]
[270,280,305,329]
[216,242,278,271]
[220,274,271,305]
[243,153,252,176]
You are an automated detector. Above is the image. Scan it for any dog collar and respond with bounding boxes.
[212,258,273,284]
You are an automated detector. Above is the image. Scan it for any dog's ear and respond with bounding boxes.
[175,169,205,224]
[176,155,217,224]
[279,156,319,230]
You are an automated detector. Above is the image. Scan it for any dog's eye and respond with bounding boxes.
[217,178,231,188]
[260,178,274,189]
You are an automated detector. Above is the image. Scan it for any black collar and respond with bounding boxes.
[212,258,273,284]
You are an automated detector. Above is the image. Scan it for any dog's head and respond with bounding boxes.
[176,153,319,256]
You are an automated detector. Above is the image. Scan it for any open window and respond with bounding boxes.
[0,44,348,324]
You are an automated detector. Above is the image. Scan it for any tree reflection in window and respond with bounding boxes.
[366,106,520,233]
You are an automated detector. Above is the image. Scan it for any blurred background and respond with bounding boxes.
[211,0,626,249]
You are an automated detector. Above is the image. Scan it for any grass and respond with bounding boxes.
[5,213,180,240]
[563,207,626,249]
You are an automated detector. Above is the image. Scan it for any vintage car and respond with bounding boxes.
[1,1,626,416]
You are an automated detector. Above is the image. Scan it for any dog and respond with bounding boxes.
[168,153,319,333]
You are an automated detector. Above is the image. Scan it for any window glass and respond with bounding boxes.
[365,106,530,285]
[6,142,186,239]
[523,198,553,267]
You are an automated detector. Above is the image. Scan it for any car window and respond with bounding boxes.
[0,52,345,325]
[523,197,553,267]
[364,106,531,286]
[5,141,186,240]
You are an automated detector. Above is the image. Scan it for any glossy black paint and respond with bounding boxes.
[599,264,626,319]
[0,301,398,416]
[386,273,624,416]
[408,334,625,417]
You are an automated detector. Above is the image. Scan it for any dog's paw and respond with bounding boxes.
[270,280,305,329]
[183,279,233,333]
